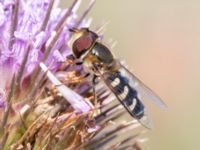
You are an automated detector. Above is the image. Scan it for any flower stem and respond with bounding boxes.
[15,43,32,97]
[54,0,80,32]
[40,0,55,31]
[75,0,96,28]
[8,0,19,51]
[0,75,15,129]
[0,75,15,149]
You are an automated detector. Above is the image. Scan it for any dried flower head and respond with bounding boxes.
[0,0,146,149]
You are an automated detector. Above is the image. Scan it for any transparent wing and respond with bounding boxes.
[118,61,167,109]
[138,107,154,129]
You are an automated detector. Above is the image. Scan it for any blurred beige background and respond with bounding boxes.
[61,0,200,149]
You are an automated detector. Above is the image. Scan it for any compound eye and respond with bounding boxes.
[72,35,94,58]
[70,28,98,58]
[75,36,93,51]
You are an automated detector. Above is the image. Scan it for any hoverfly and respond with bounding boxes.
[69,28,167,128]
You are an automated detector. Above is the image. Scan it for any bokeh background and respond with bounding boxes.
[61,1,200,149]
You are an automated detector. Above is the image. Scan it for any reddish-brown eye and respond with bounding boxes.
[72,31,98,58]
[74,36,93,52]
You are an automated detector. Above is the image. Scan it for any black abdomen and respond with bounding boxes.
[104,71,144,119]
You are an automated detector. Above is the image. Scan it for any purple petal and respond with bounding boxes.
[33,31,48,48]
[14,31,32,42]
[0,3,6,27]
[52,50,65,62]
[0,96,5,108]
[40,62,93,113]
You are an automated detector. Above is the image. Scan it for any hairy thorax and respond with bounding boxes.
[82,42,119,76]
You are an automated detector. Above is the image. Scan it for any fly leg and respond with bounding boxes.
[92,75,98,107]
[63,54,91,84]
[66,54,83,65]
[91,74,100,116]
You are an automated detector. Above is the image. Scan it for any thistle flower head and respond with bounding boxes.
[0,0,146,149]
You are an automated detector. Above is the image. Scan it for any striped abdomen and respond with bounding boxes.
[104,71,145,119]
